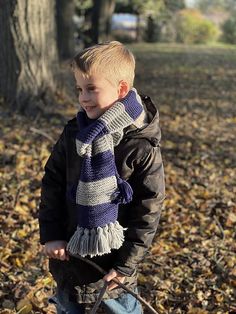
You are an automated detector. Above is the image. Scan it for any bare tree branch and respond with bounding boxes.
[69,253,159,314]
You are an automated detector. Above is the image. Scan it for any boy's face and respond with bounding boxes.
[74,70,121,119]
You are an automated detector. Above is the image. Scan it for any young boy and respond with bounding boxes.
[39,41,165,313]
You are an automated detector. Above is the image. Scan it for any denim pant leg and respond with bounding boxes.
[102,292,143,314]
[49,289,85,314]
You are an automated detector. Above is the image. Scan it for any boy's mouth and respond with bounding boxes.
[85,106,96,111]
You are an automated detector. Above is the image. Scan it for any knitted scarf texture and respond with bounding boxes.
[67,88,144,257]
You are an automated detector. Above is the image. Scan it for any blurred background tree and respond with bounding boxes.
[91,0,116,44]
[196,0,236,13]
[195,0,236,44]
[144,0,186,42]
[114,0,186,43]
[56,0,76,60]
[1,0,236,115]
[175,9,220,44]
[0,0,59,114]
[222,14,236,44]
[115,0,165,42]
[75,0,93,47]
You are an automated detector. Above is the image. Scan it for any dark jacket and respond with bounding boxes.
[39,95,165,303]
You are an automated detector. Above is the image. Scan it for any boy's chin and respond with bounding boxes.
[85,108,107,119]
[86,111,101,120]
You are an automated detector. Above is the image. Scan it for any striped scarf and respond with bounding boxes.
[67,88,144,257]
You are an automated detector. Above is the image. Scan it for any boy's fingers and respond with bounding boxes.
[108,282,118,291]
[42,244,69,261]
[43,246,67,260]
[104,270,117,282]
[105,275,118,291]
[52,249,63,260]
[103,269,126,291]
[58,249,65,258]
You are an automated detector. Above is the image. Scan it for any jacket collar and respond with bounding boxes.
[124,95,161,147]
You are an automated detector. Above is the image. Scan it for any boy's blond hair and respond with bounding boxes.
[72,41,135,88]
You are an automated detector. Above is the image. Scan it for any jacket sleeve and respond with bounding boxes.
[113,145,165,276]
[39,128,67,244]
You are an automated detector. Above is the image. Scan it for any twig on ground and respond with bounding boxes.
[213,215,225,240]
[13,185,22,209]
[30,127,55,143]
[69,253,159,314]
[6,185,23,221]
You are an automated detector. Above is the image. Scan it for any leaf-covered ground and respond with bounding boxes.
[1,44,236,313]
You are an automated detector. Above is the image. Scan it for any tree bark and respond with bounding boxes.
[136,13,142,42]
[0,0,59,113]
[91,0,115,44]
[56,0,75,60]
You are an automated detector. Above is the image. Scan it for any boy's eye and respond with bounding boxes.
[88,86,96,92]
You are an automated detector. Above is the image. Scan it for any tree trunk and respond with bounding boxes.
[0,0,59,113]
[136,13,142,42]
[91,0,115,44]
[56,0,75,60]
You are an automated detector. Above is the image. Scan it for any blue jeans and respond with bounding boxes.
[49,288,143,314]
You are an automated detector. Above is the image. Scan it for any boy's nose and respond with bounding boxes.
[79,91,90,103]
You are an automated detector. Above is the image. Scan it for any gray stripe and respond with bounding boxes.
[76,134,114,157]
[112,131,123,146]
[75,140,90,157]
[76,176,117,206]
[100,103,133,133]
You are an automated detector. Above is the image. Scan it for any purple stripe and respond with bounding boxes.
[80,150,116,182]
[77,114,109,144]
[77,111,89,130]
[122,90,143,119]
[76,203,118,228]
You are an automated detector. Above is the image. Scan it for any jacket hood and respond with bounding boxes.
[124,95,161,147]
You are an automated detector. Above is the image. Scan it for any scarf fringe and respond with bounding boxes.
[67,221,125,257]
[115,178,133,204]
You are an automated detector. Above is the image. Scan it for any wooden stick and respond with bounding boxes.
[69,253,159,314]
[90,281,109,314]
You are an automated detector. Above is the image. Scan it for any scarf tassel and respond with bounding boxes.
[113,177,133,204]
[67,221,125,257]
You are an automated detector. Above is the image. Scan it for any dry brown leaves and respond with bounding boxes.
[134,44,236,313]
[1,45,236,313]
[0,97,72,313]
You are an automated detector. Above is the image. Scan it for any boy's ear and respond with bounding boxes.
[118,81,129,99]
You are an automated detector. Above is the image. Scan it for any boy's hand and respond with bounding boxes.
[43,240,69,261]
[103,269,126,291]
